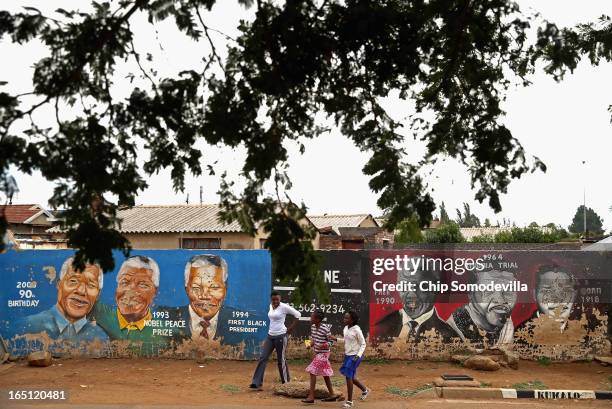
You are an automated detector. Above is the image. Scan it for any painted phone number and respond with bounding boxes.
[8,390,67,400]
[289,303,345,314]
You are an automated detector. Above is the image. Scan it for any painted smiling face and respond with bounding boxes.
[186,264,226,320]
[470,270,518,330]
[116,267,156,322]
[57,264,101,322]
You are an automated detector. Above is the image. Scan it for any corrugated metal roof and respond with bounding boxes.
[46,204,324,235]
[116,205,243,233]
[583,235,612,251]
[460,226,553,241]
[460,227,510,241]
[308,214,375,234]
[48,205,244,234]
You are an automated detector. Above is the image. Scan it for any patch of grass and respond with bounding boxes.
[385,384,432,398]
[512,380,547,390]
[480,382,492,388]
[221,384,241,393]
[366,357,392,365]
[287,358,308,365]
[330,376,345,387]
[537,357,552,366]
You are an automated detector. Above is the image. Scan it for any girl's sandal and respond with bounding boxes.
[301,399,315,404]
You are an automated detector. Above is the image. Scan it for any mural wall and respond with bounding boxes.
[0,248,610,361]
[370,250,611,360]
[0,249,270,359]
[273,251,370,338]
[279,250,611,361]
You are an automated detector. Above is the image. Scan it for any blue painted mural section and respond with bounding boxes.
[0,249,271,359]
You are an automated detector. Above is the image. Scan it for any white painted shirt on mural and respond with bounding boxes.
[398,308,434,338]
[189,304,219,339]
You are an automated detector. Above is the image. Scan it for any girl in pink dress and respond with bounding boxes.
[302,311,342,404]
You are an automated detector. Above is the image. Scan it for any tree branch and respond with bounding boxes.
[130,39,158,92]
[119,0,148,24]
[194,7,226,75]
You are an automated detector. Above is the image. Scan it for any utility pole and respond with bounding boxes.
[582,160,587,238]
[199,186,203,205]
[583,187,586,236]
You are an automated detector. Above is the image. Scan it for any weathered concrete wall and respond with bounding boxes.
[125,229,320,251]
[1,249,609,361]
[276,250,611,361]
[124,232,258,250]
[319,235,342,249]
[0,249,270,359]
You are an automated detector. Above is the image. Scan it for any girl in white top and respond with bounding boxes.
[250,291,301,388]
[330,311,369,408]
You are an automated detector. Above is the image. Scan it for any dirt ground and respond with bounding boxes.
[0,358,611,406]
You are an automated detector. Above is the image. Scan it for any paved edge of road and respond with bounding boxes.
[435,387,612,400]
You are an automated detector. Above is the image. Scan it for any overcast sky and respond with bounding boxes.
[2,0,611,231]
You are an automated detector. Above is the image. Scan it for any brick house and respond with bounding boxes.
[308,214,394,249]
[2,204,66,249]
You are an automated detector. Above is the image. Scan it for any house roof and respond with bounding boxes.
[374,217,386,227]
[459,226,553,241]
[308,214,377,234]
[337,227,384,238]
[583,235,612,251]
[116,205,244,234]
[47,204,323,235]
[2,204,53,225]
[427,219,442,229]
[48,204,244,234]
[459,227,510,241]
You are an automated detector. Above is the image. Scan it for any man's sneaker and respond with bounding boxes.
[249,384,258,389]
[360,388,370,401]
[342,401,353,408]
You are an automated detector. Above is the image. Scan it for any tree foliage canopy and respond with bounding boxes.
[568,205,604,236]
[471,225,570,243]
[394,213,423,244]
[1,1,611,299]
[438,201,450,224]
[424,222,465,244]
[455,202,481,228]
